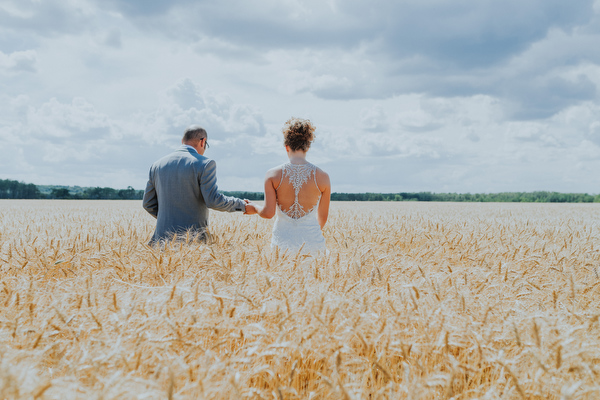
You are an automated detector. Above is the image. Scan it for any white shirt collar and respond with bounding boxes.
[182,144,197,153]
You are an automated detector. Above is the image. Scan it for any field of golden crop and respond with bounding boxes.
[1,200,600,399]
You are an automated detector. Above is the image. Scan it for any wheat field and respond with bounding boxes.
[1,200,600,399]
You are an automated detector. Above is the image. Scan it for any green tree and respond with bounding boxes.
[0,179,43,199]
[51,188,71,199]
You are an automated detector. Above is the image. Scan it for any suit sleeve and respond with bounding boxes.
[142,169,158,218]
[200,160,246,212]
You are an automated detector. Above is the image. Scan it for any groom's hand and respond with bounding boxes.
[243,200,258,215]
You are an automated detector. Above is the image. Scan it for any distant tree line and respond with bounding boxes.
[0,179,143,200]
[330,191,600,203]
[49,186,143,200]
[0,179,41,199]
[2,178,599,202]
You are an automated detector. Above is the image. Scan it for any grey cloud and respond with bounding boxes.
[0,0,93,37]
[99,0,195,17]
[99,0,593,66]
[503,75,597,120]
[97,0,357,46]
[104,29,122,48]
[0,28,39,53]
[374,0,593,67]
[465,130,480,142]
[88,0,600,121]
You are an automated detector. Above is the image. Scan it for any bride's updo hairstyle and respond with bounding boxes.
[283,117,316,152]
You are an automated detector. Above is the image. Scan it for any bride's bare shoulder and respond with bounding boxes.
[314,165,329,178]
[265,165,283,180]
[314,166,330,189]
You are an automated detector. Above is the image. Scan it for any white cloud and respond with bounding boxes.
[0,50,37,73]
[0,82,273,189]
[154,78,267,140]
[360,106,388,132]
[396,108,440,133]
[589,122,600,146]
[26,97,112,139]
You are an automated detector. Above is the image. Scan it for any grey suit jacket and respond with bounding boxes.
[142,145,245,243]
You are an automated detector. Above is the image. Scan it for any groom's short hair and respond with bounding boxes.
[183,125,207,144]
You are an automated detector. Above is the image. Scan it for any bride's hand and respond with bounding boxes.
[243,199,258,215]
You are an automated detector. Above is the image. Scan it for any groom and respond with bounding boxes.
[143,125,255,244]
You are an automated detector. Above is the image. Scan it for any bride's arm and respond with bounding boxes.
[254,168,279,219]
[316,169,331,229]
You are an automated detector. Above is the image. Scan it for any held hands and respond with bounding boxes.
[243,199,258,215]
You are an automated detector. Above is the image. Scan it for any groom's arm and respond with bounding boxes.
[199,160,246,212]
[142,170,158,218]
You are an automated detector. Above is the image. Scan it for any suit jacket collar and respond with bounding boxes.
[180,144,198,154]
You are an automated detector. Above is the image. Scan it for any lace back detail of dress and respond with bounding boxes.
[279,163,318,219]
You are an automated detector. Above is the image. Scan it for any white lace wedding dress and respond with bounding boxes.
[271,162,327,255]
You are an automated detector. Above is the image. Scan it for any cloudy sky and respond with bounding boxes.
[1,0,600,194]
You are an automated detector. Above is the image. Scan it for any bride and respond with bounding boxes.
[247,118,331,254]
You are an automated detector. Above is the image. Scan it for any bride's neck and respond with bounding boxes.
[287,150,308,164]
